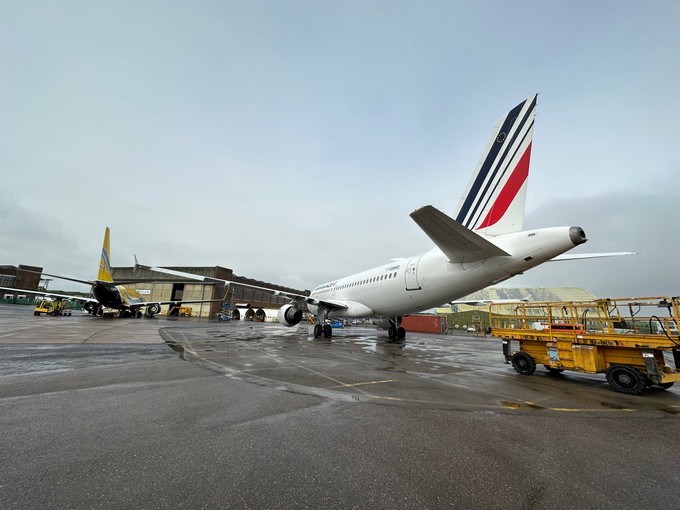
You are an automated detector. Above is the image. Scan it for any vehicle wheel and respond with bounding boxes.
[323,324,333,339]
[34,311,40,316]
[605,365,646,395]
[511,352,536,375]
[397,327,406,340]
[545,366,564,376]
[313,324,322,338]
[388,326,396,339]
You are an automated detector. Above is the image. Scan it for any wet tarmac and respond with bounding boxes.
[162,320,680,416]
[1,304,679,509]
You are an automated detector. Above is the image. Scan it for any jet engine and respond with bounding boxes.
[83,302,97,315]
[145,303,162,318]
[277,304,302,327]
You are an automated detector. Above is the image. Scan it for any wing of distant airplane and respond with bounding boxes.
[410,205,510,262]
[450,298,529,306]
[0,286,98,304]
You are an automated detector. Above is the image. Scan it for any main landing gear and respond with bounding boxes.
[387,317,406,342]
[313,307,333,339]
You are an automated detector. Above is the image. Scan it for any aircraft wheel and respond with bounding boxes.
[388,326,396,339]
[397,327,406,340]
[511,352,536,375]
[323,324,333,339]
[314,324,323,338]
[606,365,646,395]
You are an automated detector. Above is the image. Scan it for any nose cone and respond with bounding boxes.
[569,226,588,246]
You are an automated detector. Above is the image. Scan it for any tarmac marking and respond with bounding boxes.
[326,379,397,389]
[501,400,636,412]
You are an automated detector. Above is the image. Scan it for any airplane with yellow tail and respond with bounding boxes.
[1,227,221,318]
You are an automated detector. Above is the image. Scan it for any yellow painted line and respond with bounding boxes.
[501,400,636,412]
[326,379,397,389]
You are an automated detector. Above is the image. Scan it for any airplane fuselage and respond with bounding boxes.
[91,282,145,310]
[308,226,586,319]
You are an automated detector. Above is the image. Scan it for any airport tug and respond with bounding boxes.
[489,297,680,395]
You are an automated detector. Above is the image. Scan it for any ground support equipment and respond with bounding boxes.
[489,297,680,395]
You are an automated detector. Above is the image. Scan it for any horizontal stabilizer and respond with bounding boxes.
[410,205,510,262]
[0,286,98,304]
[550,252,636,261]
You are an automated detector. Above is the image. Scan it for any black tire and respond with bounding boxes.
[605,365,646,395]
[313,324,322,338]
[397,327,406,340]
[545,366,565,376]
[388,326,396,339]
[511,352,536,375]
[323,324,333,339]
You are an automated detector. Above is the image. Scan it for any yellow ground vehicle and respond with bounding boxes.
[489,297,680,395]
[167,306,193,317]
[34,298,72,316]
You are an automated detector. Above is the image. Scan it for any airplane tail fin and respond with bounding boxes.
[97,227,114,283]
[455,94,537,236]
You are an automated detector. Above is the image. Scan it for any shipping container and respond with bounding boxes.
[402,315,447,334]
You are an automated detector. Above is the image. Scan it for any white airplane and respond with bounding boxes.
[139,94,632,339]
[2,227,221,318]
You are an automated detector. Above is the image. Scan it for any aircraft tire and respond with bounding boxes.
[397,327,406,339]
[388,326,396,339]
[314,324,322,338]
[323,324,332,339]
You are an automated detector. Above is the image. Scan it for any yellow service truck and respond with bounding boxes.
[34,298,72,316]
[489,297,680,395]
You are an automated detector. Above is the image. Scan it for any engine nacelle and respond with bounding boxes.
[145,303,162,317]
[83,302,96,315]
[277,304,302,327]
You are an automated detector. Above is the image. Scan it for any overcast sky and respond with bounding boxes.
[2,1,679,298]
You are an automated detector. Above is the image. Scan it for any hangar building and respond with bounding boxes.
[0,265,44,296]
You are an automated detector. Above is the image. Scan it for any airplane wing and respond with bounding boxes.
[450,298,529,306]
[142,298,225,307]
[550,252,636,261]
[410,205,510,262]
[311,299,349,311]
[134,260,310,301]
[16,268,94,286]
[0,286,98,304]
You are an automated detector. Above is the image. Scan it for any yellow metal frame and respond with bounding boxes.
[489,297,680,390]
